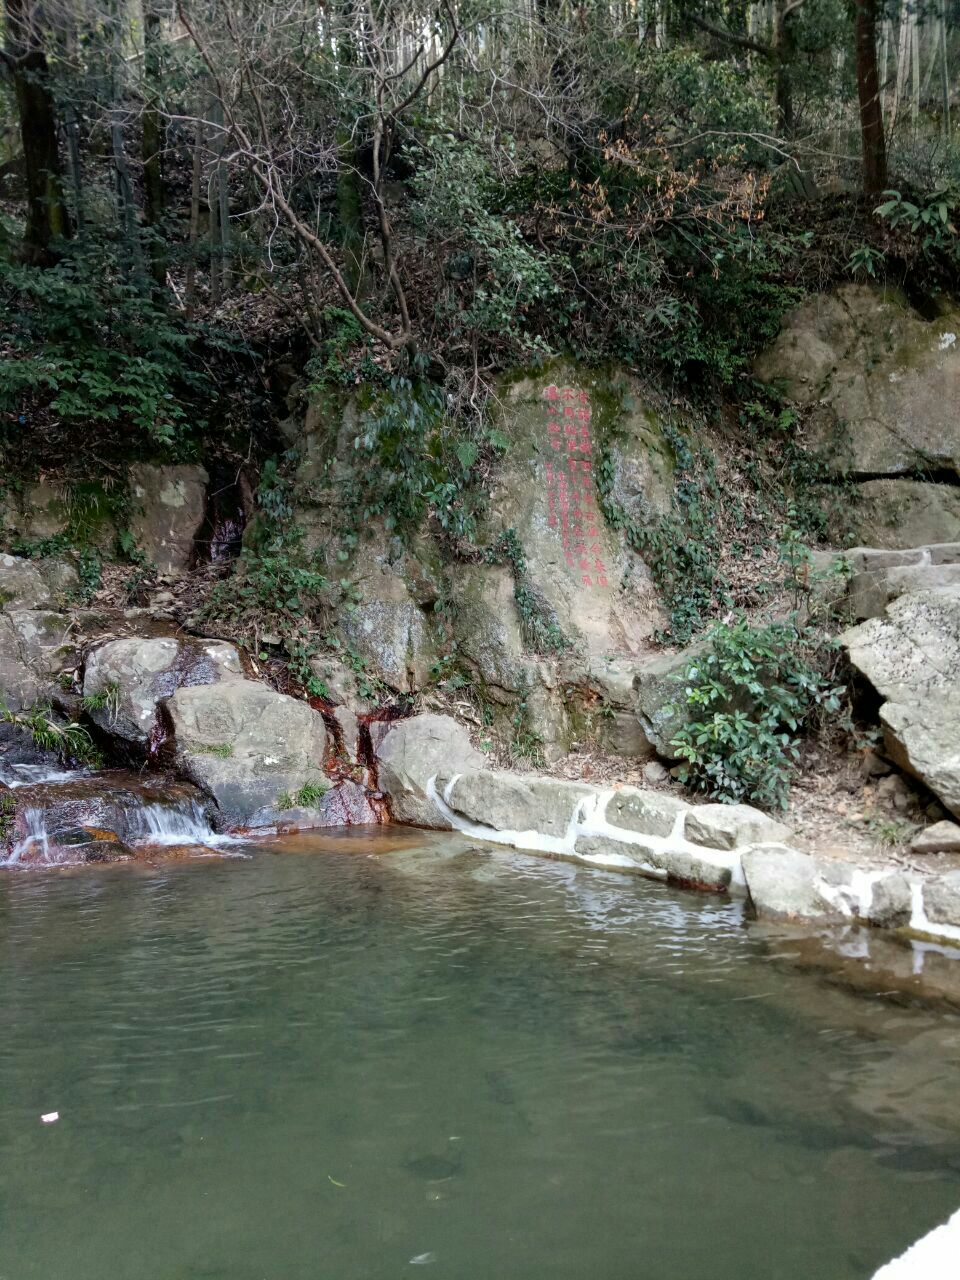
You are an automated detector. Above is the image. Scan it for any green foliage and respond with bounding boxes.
[349,370,491,541]
[277,778,330,810]
[669,617,843,810]
[81,681,121,718]
[305,308,379,391]
[875,188,960,263]
[0,703,102,766]
[411,135,558,356]
[76,548,103,601]
[0,237,212,447]
[847,245,886,279]
[485,529,570,655]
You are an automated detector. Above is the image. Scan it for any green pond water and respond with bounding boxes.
[3,829,960,1280]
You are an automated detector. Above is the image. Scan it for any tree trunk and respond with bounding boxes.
[185,119,203,311]
[773,0,795,136]
[142,0,166,286]
[855,0,888,199]
[939,0,951,140]
[5,0,71,265]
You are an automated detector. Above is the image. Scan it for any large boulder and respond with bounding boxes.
[166,681,328,825]
[755,285,960,476]
[83,636,244,745]
[0,554,78,611]
[337,534,442,693]
[754,286,960,546]
[842,588,960,817]
[128,464,209,575]
[0,611,76,712]
[483,367,668,660]
[439,770,598,838]
[375,713,485,827]
[853,479,960,549]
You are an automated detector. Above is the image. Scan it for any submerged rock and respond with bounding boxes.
[166,681,328,826]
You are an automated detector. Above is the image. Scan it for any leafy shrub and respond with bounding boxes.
[0,236,212,448]
[669,616,842,810]
[350,370,492,541]
[0,703,101,765]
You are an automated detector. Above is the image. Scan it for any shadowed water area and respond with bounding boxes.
[3,830,960,1279]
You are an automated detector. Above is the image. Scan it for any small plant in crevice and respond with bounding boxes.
[277,779,330,810]
[668,616,843,811]
[509,686,546,767]
[81,680,121,722]
[0,703,102,766]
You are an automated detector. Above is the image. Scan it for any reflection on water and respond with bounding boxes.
[2,831,960,1280]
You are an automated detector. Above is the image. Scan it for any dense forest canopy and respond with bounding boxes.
[3,1,958,416]
[0,0,958,805]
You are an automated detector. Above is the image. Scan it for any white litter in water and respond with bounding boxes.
[872,1206,960,1278]
[41,1112,59,1124]
[409,1253,436,1266]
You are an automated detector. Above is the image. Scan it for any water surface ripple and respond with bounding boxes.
[2,832,960,1279]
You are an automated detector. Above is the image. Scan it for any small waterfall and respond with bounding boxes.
[0,762,89,789]
[122,797,235,848]
[1,770,240,868]
[6,807,55,866]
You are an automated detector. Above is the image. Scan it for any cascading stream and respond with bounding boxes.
[0,768,236,867]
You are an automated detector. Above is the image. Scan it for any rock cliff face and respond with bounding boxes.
[296,365,675,760]
[754,285,960,547]
[4,287,960,873]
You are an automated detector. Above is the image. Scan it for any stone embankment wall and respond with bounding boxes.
[374,716,960,951]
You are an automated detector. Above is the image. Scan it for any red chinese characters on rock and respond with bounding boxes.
[542,384,608,588]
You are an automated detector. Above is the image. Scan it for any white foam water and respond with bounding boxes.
[0,762,89,789]
[5,807,55,866]
[124,799,239,849]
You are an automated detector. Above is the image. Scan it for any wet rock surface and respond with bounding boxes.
[3,770,212,865]
[83,635,244,745]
